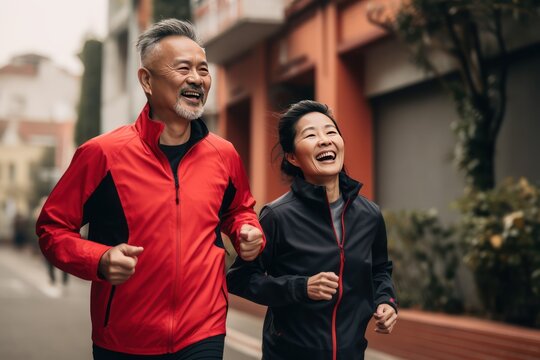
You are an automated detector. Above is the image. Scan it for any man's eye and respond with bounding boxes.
[328,131,337,135]
[199,69,209,75]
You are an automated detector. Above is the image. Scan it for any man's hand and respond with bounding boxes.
[373,303,398,334]
[98,244,144,285]
[307,272,339,300]
[238,224,263,261]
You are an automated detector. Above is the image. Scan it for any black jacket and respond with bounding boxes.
[227,173,397,360]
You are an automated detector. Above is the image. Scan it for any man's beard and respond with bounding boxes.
[174,97,205,120]
[174,102,204,120]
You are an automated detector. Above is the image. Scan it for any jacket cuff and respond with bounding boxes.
[88,245,112,282]
[231,222,266,255]
[290,276,309,303]
[376,297,399,313]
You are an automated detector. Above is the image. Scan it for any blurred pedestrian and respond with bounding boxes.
[227,100,398,360]
[36,19,264,359]
[13,211,28,249]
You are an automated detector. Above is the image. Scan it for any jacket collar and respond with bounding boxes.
[134,103,209,154]
[291,172,362,206]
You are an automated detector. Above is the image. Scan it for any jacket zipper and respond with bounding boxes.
[169,172,180,352]
[174,176,180,204]
[165,141,202,352]
[327,197,350,360]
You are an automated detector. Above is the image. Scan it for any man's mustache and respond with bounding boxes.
[179,86,205,97]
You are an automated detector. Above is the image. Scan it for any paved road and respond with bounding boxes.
[0,245,92,360]
[0,245,400,360]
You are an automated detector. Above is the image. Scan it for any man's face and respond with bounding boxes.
[143,35,211,120]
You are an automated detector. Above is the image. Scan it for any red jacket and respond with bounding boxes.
[36,103,262,354]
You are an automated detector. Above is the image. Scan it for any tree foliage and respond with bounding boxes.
[153,0,191,21]
[368,0,540,191]
[455,177,540,327]
[384,209,463,313]
[75,39,103,146]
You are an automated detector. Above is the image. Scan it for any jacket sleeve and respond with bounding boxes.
[372,211,398,312]
[227,206,309,307]
[220,148,265,253]
[36,140,112,281]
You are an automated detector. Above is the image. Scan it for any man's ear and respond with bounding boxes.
[138,67,152,96]
[285,152,299,167]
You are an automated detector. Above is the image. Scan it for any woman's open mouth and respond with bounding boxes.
[316,151,336,162]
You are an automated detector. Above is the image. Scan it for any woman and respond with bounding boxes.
[227,100,398,360]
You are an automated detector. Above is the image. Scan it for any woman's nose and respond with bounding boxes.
[318,135,332,146]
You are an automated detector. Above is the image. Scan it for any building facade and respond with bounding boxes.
[0,54,78,241]
[193,0,540,219]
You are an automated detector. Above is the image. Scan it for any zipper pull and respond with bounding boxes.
[339,244,345,263]
[174,177,179,204]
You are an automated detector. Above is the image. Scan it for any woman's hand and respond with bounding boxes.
[307,272,339,300]
[373,303,398,334]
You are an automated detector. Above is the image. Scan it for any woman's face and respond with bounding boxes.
[287,111,345,184]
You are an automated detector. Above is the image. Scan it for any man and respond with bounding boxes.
[36,19,264,359]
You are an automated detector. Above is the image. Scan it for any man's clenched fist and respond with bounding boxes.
[98,243,144,285]
[238,224,263,261]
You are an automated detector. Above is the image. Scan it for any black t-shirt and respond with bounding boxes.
[158,121,202,174]
[159,142,192,174]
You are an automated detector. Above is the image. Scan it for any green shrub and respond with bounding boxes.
[455,178,540,327]
[384,209,463,313]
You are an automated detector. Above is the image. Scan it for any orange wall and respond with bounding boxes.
[336,54,374,198]
[217,0,377,203]
[218,45,289,208]
[338,0,386,49]
[269,11,320,82]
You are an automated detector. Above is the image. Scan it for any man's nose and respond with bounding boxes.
[187,71,202,85]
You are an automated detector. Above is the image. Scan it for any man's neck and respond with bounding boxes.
[150,108,192,145]
[160,119,192,145]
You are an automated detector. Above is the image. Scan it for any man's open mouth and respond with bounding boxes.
[181,89,203,101]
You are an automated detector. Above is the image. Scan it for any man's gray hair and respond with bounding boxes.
[136,18,202,64]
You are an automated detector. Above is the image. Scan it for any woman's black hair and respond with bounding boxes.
[274,100,342,179]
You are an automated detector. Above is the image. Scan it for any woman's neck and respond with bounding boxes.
[306,175,341,203]
[325,178,341,203]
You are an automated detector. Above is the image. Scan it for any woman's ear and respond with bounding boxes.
[138,67,152,96]
[285,152,299,167]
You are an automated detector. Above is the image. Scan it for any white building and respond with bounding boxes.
[0,54,79,242]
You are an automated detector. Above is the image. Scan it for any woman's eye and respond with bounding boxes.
[328,131,337,135]
[305,134,315,138]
